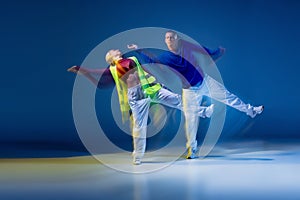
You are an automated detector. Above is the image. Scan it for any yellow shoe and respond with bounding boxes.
[186,147,198,159]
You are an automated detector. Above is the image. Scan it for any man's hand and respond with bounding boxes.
[127,44,138,50]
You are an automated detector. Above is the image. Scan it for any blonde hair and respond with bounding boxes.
[105,50,114,65]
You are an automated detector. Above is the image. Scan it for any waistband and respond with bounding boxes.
[127,83,141,91]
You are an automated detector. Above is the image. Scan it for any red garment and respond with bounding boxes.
[115,58,136,78]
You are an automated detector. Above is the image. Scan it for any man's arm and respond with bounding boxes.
[181,39,225,61]
[127,44,164,65]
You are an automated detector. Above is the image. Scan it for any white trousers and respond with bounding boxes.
[128,85,183,159]
[128,83,213,159]
[182,75,256,149]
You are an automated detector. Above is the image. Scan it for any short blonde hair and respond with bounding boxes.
[105,50,114,65]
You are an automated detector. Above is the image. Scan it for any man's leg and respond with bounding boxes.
[151,87,214,159]
[182,88,203,159]
[153,87,213,118]
[204,75,264,118]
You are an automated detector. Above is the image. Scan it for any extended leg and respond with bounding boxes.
[153,87,214,118]
[203,75,264,118]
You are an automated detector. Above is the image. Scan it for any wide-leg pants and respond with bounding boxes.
[128,85,183,159]
[182,75,257,149]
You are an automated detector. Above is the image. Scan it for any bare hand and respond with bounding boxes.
[219,46,226,55]
[67,66,80,73]
[67,66,87,75]
[127,44,138,50]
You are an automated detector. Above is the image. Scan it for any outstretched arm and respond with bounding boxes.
[67,66,114,88]
[127,44,162,64]
[67,66,107,75]
[180,40,225,61]
[203,46,226,61]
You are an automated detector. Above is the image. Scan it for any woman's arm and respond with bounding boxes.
[67,66,107,75]
[67,66,114,88]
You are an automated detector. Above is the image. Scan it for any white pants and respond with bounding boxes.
[128,85,183,160]
[182,75,256,149]
[128,83,212,159]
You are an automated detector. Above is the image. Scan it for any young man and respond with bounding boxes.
[68,49,214,165]
[128,30,264,159]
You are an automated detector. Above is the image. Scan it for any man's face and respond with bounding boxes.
[165,32,179,50]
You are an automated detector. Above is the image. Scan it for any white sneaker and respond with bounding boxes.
[249,105,264,118]
[205,104,214,118]
[133,158,141,165]
[254,105,264,115]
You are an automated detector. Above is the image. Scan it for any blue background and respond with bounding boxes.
[1,0,300,156]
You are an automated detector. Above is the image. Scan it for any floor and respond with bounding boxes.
[1,140,300,200]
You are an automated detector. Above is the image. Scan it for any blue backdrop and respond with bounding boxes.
[1,0,299,155]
